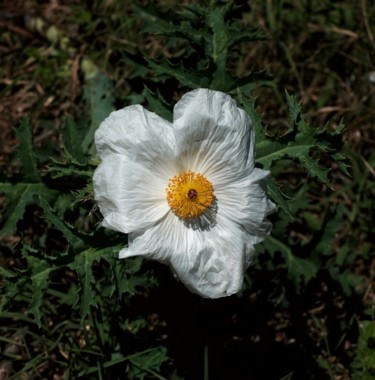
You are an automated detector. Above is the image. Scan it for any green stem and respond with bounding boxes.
[204,342,209,380]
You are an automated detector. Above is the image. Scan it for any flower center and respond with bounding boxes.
[166,171,214,219]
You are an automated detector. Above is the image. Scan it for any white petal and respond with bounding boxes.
[95,105,176,160]
[173,88,255,184]
[93,154,174,233]
[119,212,253,298]
[93,89,275,299]
[216,168,275,243]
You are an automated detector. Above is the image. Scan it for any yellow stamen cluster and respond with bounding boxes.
[166,171,214,219]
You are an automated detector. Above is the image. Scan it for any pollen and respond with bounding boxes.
[166,171,214,219]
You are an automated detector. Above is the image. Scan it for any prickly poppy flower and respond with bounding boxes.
[93,88,275,298]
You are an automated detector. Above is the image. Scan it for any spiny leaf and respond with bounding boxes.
[108,257,133,298]
[68,247,118,321]
[82,69,115,153]
[239,89,347,188]
[46,156,94,180]
[134,3,203,44]
[207,4,229,72]
[264,235,318,292]
[133,4,177,35]
[232,71,274,95]
[333,152,350,176]
[227,26,269,46]
[355,321,375,380]
[1,246,55,326]
[312,205,345,256]
[143,87,173,122]
[135,2,267,93]
[0,183,57,238]
[23,247,52,326]
[72,249,97,320]
[0,118,59,239]
[0,265,18,279]
[267,180,293,220]
[255,139,331,186]
[77,347,168,377]
[146,58,210,89]
[14,117,40,182]
[62,118,86,164]
[37,196,85,251]
[329,268,363,296]
[0,280,25,313]
[108,256,151,298]
[235,90,267,143]
[128,346,169,380]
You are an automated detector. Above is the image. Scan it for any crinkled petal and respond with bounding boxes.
[94,154,175,233]
[93,105,178,233]
[93,89,275,299]
[119,213,254,298]
[173,88,255,184]
[216,168,275,244]
[95,105,176,160]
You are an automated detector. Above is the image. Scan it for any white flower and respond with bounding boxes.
[93,88,275,298]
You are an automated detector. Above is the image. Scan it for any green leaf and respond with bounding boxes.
[37,196,84,250]
[235,90,267,144]
[267,180,293,220]
[1,246,56,327]
[133,4,177,35]
[355,321,375,380]
[46,156,94,181]
[0,264,18,279]
[0,183,57,238]
[14,117,40,182]
[132,2,268,95]
[239,90,347,189]
[108,256,147,298]
[144,87,173,122]
[23,247,53,326]
[68,247,117,321]
[82,69,115,153]
[255,138,330,181]
[313,205,345,255]
[265,235,318,291]
[207,4,229,74]
[333,151,350,176]
[0,280,26,313]
[72,249,97,320]
[128,346,169,380]
[328,268,363,296]
[227,27,269,47]
[146,58,210,89]
[62,118,86,163]
[77,347,167,377]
